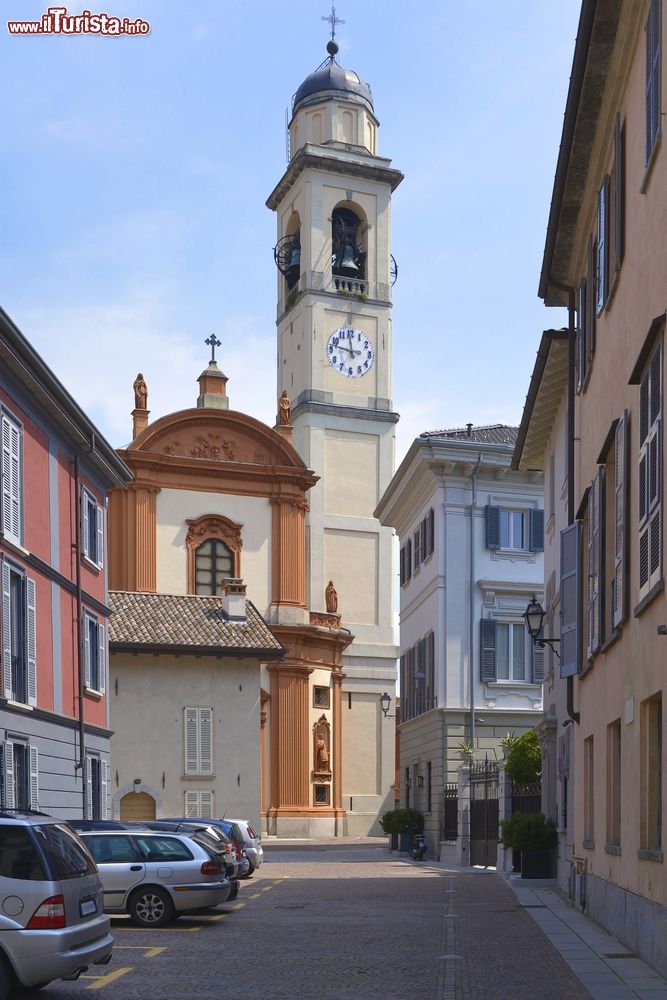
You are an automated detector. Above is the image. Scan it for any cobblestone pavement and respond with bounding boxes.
[15,843,591,1000]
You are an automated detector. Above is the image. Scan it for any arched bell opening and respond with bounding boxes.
[274,211,302,292]
[331,204,366,285]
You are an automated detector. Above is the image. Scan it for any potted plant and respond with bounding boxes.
[500,812,557,878]
[499,730,519,758]
[380,808,424,852]
[458,739,476,763]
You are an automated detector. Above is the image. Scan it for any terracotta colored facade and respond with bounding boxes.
[0,306,130,817]
[108,366,352,835]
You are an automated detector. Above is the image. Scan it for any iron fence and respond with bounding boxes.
[442,783,458,841]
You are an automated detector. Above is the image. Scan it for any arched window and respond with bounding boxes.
[185,514,242,595]
[331,206,365,280]
[194,538,233,595]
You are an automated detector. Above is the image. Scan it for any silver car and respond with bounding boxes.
[222,819,264,873]
[0,812,113,995]
[79,829,231,927]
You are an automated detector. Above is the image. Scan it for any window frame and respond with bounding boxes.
[184,706,214,776]
[646,0,662,167]
[1,410,23,547]
[83,610,106,695]
[81,487,104,570]
[2,740,38,811]
[85,755,109,821]
[637,341,662,603]
[1,560,36,706]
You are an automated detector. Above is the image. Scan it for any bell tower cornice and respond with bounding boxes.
[266,143,403,211]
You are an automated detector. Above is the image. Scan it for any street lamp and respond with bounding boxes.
[523,595,561,659]
[380,692,396,718]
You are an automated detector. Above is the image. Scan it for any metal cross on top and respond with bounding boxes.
[205,334,221,363]
[322,5,344,41]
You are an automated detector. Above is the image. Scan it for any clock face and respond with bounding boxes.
[326,326,375,378]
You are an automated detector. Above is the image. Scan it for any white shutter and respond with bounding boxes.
[84,757,93,820]
[3,742,14,809]
[199,790,213,819]
[2,562,12,698]
[97,622,105,694]
[96,505,104,569]
[101,760,109,820]
[26,577,36,705]
[1,415,21,544]
[184,708,199,775]
[1,416,12,538]
[199,708,213,775]
[29,746,39,810]
[81,491,90,560]
[185,790,199,816]
[83,614,91,688]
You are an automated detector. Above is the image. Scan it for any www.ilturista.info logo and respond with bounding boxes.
[7,7,150,35]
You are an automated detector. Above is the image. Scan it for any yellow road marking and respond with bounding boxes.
[248,892,261,899]
[84,966,133,989]
[188,913,228,931]
[114,945,166,957]
[233,902,245,909]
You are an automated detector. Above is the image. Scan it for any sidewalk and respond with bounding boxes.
[507,879,667,1000]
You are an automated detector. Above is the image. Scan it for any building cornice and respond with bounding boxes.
[266,144,404,210]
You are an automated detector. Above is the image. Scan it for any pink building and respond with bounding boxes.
[0,306,130,817]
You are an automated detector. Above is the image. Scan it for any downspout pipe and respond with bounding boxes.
[74,435,96,817]
[547,279,579,726]
[469,453,483,746]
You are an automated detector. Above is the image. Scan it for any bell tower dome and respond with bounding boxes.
[266,34,403,837]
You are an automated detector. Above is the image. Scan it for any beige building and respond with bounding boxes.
[267,39,403,834]
[515,0,667,974]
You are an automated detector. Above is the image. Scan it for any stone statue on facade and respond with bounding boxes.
[325,580,338,614]
[278,390,291,426]
[133,373,148,410]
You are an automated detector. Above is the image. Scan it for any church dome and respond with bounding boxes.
[292,42,374,115]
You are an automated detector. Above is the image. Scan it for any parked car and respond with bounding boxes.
[79,828,231,927]
[134,821,240,899]
[223,818,264,873]
[0,811,113,996]
[163,818,252,877]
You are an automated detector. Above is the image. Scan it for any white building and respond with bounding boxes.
[375,424,545,860]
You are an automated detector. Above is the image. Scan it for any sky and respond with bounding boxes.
[1,0,582,461]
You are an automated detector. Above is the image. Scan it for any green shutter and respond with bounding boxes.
[480,619,497,682]
[486,506,500,549]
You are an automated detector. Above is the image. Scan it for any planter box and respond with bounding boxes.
[399,832,411,852]
[520,849,555,879]
[389,833,398,851]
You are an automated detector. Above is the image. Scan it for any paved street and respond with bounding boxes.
[18,842,591,1000]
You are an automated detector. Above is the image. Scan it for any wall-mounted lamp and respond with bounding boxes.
[133,777,141,786]
[523,595,561,660]
[380,692,396,718]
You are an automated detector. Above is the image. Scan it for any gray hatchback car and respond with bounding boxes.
[0,812,113,996]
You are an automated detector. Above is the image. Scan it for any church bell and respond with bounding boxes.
[286,245,301,289]
[337,242,359,277]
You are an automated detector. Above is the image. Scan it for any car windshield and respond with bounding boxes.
[0,824,47,880]
[34,823,97,878]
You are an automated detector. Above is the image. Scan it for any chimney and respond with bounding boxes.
[221,578,246,621]
[197,361,229,410]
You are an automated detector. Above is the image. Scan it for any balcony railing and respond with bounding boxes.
[279,270,391,317]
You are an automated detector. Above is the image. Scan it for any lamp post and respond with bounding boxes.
[523,595,561,659]
[380,692,396,718]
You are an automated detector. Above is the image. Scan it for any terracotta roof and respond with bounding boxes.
[420,424,519,446]
[108,591,283,657]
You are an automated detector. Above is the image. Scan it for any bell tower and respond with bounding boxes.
[267,36,403,836]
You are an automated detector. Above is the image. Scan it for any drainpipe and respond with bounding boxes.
[469,452,483,746]
[548,279,579,726]
[73,436,96,817]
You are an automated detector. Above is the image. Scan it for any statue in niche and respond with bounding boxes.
[313,716,332,779]
[278,390,292,426]
[133,373,148,410]
[325,580,338,613]
[316,736,329,772]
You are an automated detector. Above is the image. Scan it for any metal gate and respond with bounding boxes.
[470,760,499,867]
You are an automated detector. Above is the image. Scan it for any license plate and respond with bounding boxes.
[80,899,97,917]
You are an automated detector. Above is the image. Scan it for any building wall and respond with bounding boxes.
[110,652,262,829]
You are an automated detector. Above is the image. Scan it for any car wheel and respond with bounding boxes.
[228,881,239,901]
[128,886,175,928]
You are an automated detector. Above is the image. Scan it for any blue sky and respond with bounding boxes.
[1,0,581,459]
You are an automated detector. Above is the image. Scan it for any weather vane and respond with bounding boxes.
[205,334,221,363]
[322,5,344,42]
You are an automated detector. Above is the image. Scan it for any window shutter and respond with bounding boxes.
[596,178,609,314]
[185,790,199,816]
[587,237,597,358]
[587,473,603,658]
[97,622,106,694]
[199,790,214,819]
[532,640,545,684]
[83,614,91,689]
[613,410,629,628]
[576,279,587,391]
[428,508,435,556]
[427,631,435,708]
[184,708,199,775]
[399,546,405,586]
[646,0,661,163]
[560,523,582,677]
[96,505,104,569]
[1,416,21,543]
[26,577,36,706]
[414,529,421,570]
[29,746,38,810]
[84,757,93,820]
[614,115,625,272]
[2,562,12,699]
[639,345,662,599]
[81,491,89,560]
[4,742,14,809]
[480,619,497,682]
[199,708,213,775]
[406,539,412,581]
[530,509,544,552]
[420,519,427,561]
[100,760,109,820]
[486,505,500,549]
